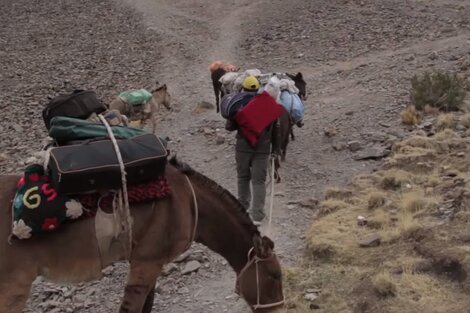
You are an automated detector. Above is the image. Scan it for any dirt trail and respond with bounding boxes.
[1,0,465,311]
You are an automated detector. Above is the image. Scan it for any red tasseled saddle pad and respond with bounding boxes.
[79,176,171,213]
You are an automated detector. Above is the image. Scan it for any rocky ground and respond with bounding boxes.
[0,0,469,312]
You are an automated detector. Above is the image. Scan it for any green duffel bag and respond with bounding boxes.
[48,116,146,144]
[118,89,153,106]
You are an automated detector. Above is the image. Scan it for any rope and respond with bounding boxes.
[183,175,199,252]
[267,156,275,236]
[98,114,133,259]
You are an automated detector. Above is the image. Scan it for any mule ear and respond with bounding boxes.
[262,236,274,251]
[296,72,303,79]
[253,234,274,258]
[253,234,265,257]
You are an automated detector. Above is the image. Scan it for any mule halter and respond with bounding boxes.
[237,247,285,310]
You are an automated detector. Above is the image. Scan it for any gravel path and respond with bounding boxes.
[0,0,469,312]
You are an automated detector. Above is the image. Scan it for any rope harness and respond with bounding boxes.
[267,155,275,236]
[183,175,199,251]
[99,114,133,258]
[237,247,285,310]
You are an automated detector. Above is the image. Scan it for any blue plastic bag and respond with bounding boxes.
[279,90,304,123]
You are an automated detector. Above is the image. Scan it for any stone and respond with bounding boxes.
[378,121,391,128]
[332,142,347,151]
[215,134,225,145]
[361,131,388,142]
[357,215,368,226]
[11,123,23,132]
[358,233,382,247]
[297,198,319,209]
[304,293,318,302]
[177,287,190,294]
[353,146,390,160]
[194,101,214,112]
[174,250,191,263]
[324,128,337,137]
[347,141,362,152]
[162,263,178,276]
[203,127,213,135]
[428,51,438,60]
[0,153,8,163]
[181,260,201,274]
[101,266,114,276]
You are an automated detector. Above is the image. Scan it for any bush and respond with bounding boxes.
[410,71,467,112]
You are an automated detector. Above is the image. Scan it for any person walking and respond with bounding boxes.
[224,75,283,225]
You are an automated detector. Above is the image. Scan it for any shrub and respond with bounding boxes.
[410,71,467,112]
[436,113,456,131]
[400,105,421,125]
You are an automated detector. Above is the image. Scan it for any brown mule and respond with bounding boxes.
[108,82,172,134]
[0,157,284,313]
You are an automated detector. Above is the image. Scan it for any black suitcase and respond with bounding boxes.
[47,133,168,195]
[43,90,107,130]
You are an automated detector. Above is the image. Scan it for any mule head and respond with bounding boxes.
[152,82,172,111]
[236,234,285,313]
[287,72,307,101]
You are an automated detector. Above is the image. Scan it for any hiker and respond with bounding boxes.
[225,76,283,225]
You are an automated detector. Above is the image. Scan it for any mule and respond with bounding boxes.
[210,61,240,113]
[109,82,172,134]
[0,157,284,313]
[211,67,227,113]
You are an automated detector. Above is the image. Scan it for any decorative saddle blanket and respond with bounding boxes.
[11,164,171,240]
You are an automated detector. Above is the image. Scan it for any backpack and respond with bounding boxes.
[234,91,285,147]
[42,90,107,130]
[220,91,257,119]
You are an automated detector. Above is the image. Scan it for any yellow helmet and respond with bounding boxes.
[242,75,260,91]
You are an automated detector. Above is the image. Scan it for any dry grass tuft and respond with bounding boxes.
[401,191,428,213]
[395,212,423,239]
[379,170,411,190]
[372,271,397,297]
[324,187,353,200]
[307,242,336,260]
[394,135,435,152]
[460,113,470,128]
[455,210,470,223]
[400,105,421,125]
[434,128,458,141]
[367,191,387,210]
[369,208,391,229]
[292,113,470,313]
[436,113,457,131]
[318,199,348,217]
[425,175,441,188]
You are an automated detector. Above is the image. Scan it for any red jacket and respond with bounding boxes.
[234,91,286,147]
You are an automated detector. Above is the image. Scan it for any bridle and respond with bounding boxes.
[236,247,285,311]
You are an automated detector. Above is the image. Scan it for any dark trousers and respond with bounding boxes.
[235,147,269,222]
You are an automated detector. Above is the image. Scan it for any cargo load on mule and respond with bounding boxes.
[219,69,306,126]
[11,89,170,240]
[219,69,307,164]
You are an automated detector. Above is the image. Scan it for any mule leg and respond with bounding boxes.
[119,262,162,313]
[0,280,34,313]
[142,287,155,313]
[212,80,220,113]
[151,113,157,134]
[290,127,295,141]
